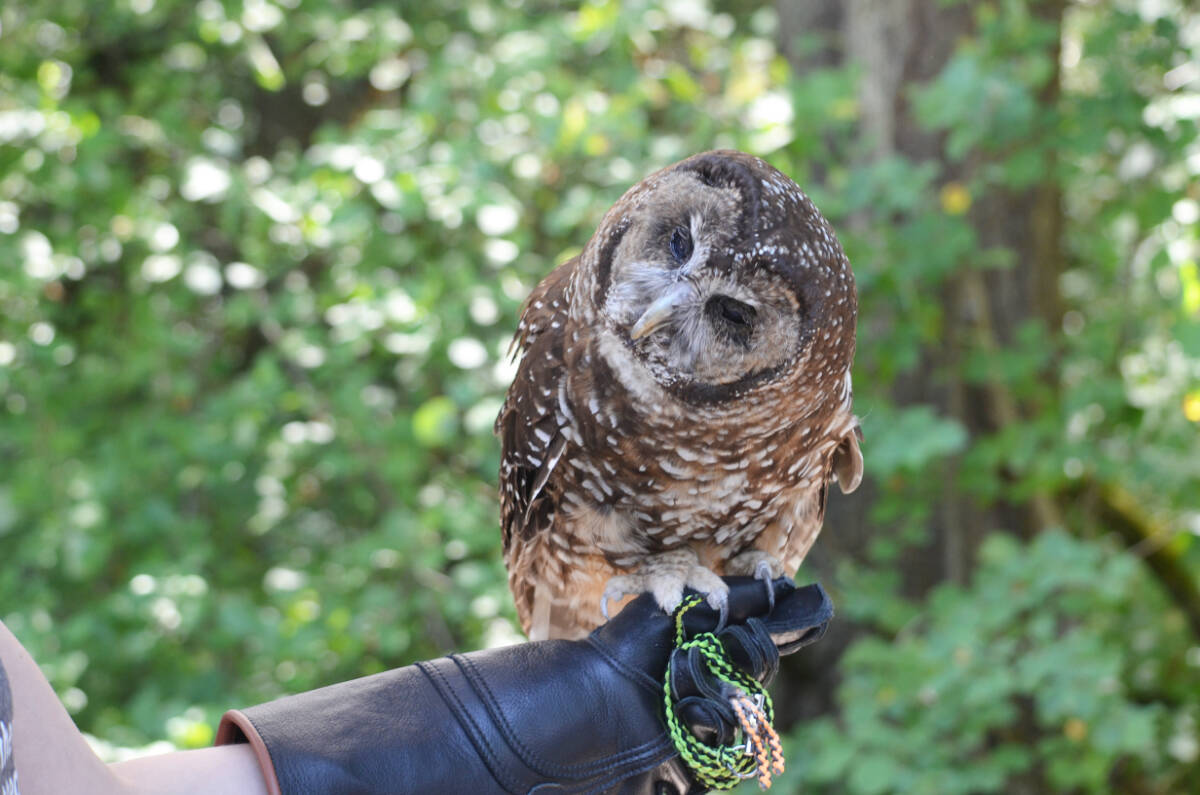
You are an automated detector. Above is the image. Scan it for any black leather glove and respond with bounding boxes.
[216,577,833,795]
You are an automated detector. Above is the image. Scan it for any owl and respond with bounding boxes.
[496,150,863,641]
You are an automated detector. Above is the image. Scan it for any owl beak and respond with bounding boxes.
[630,282,694,340]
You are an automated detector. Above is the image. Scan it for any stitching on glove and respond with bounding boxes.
[417,661,525,794]
[583,635,664,695]
[451,654,669,779]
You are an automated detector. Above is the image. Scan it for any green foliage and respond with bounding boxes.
[862,405,968,479]
[0,0,864,749]
[0,1,1197,791]
[780,532,1199,794]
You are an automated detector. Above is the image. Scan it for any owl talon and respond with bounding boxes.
[726,551,786,613]
[600,576,639,621]
[708,589,730,633]
[753,560,777,612]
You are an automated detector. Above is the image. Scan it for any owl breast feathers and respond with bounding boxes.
[496,150,863,640]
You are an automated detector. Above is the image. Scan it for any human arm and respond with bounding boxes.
[0,619,268,795]
[1,576,831,794]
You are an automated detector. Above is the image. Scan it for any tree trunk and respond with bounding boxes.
[779,0,1065,587]
[773,0,1067,720]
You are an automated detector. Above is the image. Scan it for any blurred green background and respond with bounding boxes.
[1,0,1198,791]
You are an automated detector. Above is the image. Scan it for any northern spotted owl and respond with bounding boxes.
[497,150,862,640]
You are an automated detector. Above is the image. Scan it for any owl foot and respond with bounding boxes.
[726,550,786,611]
[600,548,730,628]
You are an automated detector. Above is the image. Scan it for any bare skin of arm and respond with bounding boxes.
[0,620,268,795]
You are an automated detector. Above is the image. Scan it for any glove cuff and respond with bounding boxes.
[215,709,281,795]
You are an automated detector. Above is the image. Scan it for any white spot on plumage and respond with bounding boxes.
[659,458,691,478]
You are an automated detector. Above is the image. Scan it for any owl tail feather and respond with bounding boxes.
[528,591,591,642]
[528,591,553,642]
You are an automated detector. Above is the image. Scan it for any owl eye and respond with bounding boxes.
[705,294,756,345]
[669,226,693,263]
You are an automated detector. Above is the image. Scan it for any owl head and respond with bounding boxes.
[574,150,862,490]
[584,150,853,394]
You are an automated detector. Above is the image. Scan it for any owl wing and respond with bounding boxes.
[775,417,863,572]
[495,257,579,621]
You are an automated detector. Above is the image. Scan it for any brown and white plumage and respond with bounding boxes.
[496,151,862,640]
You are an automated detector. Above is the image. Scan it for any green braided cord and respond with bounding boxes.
[663,595,777,791]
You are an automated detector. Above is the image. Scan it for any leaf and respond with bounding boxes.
[412,396,459,447]
[862,404,969,477]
